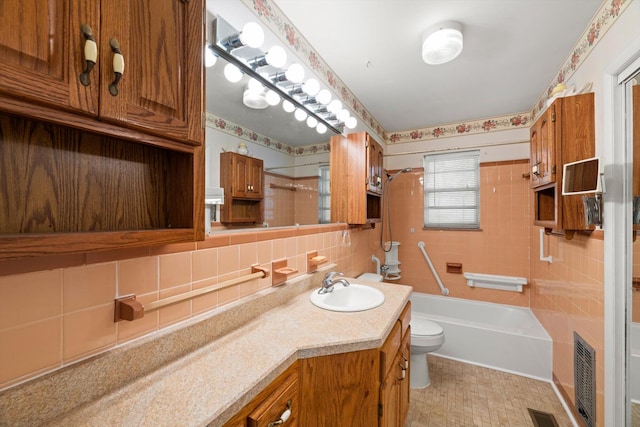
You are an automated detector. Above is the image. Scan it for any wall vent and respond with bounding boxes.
[574,332,596,427]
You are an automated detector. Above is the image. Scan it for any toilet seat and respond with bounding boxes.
[411,317,443,336]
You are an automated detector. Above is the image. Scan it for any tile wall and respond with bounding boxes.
[262,173,319,227]
[0,224,380,391]
[384,160,531,306]
[529,230,604,427]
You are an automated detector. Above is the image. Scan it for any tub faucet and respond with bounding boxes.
[318,271,350,294]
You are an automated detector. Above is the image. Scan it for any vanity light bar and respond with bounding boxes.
[212,16,344,136]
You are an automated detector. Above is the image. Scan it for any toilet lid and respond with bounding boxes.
[411,318,443,336]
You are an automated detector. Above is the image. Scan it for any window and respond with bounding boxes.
[318,165,331,224]
[423,150,480,229]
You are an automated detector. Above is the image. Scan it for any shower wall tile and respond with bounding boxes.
[385,161,531,306]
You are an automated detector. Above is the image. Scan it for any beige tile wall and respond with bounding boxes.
[0,224,377,391]
[384,161,532,306]
[262,173,320,227]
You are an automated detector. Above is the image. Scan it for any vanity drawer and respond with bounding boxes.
[248,370,298,427]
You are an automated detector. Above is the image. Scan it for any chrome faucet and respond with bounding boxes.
[318,271,350,294]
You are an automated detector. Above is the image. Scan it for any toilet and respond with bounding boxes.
[356,272,445,388]
[410,317,445,388]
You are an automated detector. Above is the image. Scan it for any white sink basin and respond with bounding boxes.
[309,283,385,312]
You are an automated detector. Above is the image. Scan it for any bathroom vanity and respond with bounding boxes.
[0,270,411,426]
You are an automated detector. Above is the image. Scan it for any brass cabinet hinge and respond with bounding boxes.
[378,404,383,417]
[551,165,556,174]
[551,111,556,122]
[201,112,206,129]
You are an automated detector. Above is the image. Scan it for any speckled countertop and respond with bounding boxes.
[0,267,411,427]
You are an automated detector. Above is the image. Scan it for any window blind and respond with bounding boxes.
[423,150,480,229]
[318,165,331,224]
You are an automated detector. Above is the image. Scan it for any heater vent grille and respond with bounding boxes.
[574,332,595,427]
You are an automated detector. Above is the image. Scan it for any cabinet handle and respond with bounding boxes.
[108,38,125,96]
[267,399,292,426]
[79,24,97,86]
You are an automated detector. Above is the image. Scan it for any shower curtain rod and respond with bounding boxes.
[264,161,329,171]
[383,139,528,157]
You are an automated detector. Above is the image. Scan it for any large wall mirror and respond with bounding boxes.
[630,68,640,426]
[204,0,345,232]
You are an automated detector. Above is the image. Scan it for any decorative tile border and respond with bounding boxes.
[234,0,630,146]
[206,112,330,156]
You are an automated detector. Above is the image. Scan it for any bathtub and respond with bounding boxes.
[410,292,552,381]
[631,322,640,403]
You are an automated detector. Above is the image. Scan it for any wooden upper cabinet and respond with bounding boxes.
[99,0,202,145]
[530,104,556,188]
[366,135,384,194]
[530,93,595,233]
[0,0,100,116]
[331,132,383,225]
[0,0,203,147]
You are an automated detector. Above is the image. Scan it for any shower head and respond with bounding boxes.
[386,167,412,182]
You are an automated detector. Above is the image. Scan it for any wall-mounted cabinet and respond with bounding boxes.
[0,0,204,259]
[0,0,203,147]
[530,93,595,234]
[330,132,383,225]
[220,152,264,224]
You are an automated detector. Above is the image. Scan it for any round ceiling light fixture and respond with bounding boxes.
[422,21,463,65]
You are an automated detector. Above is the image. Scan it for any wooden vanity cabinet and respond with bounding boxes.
[530,93,595,233]
[298,301,411,427]
[330,132,383,224]
[0,0,203,146]
[223,361,299,427]
[220,152,264,224]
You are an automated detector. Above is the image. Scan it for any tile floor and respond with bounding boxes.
[633,402,639,426]
[405,356,573,427]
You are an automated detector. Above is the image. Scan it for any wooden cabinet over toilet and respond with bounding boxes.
[220,152,264,224]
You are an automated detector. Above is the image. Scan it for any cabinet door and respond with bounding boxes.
[399,331,411,426]
[538,106,556,186]
[232,154,250,198]
[366,136,384,194]
[249,158,264,198]
[99,0,203,145]
[379,356,402,427]
[0,0,100,115]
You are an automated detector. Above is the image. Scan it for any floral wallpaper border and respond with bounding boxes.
[206,112,330,156]
[235,0,628,146]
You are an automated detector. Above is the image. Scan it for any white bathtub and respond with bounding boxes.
[410,292,552,381]
[631,322,640,403]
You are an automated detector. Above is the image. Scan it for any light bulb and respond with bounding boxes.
[265,90,280,106]
[265,46,287,68]
[204,45,217,68]
[224,63,243,83]
[306,116,318,128]
[316,123,327,134]
[282,100,295,113]
[345,116,357,129]
[239,22,264,49]
[302,78,320,96]
[294,108,308,121]
[337,109,350,122]
[285,63,305,83]
[327,99,342,113]
[316,89,331,105]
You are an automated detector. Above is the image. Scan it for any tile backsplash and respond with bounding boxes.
[0,224,373,390]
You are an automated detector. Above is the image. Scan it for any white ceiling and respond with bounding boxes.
[207,0,603,145]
